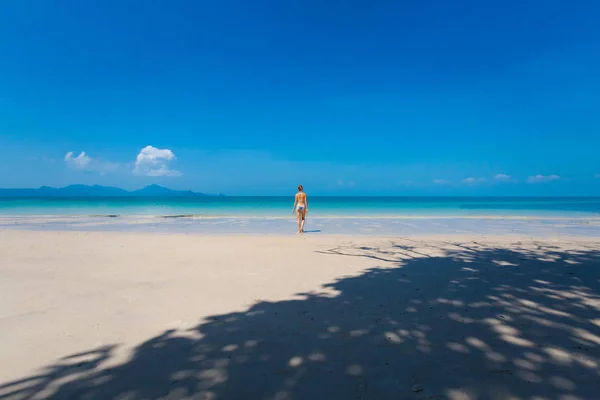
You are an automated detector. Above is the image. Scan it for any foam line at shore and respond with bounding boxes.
[1,214,600,221]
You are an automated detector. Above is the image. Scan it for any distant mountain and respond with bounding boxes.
[130,184,205,197]
[0,184,212,197]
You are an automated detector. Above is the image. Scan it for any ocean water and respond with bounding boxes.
[1,197,599,236]
[1,196,599,217]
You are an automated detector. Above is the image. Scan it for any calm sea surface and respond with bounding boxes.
[0,197,599,217]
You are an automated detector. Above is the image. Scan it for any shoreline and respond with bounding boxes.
[1,213,600,220]
[1,214,600,237]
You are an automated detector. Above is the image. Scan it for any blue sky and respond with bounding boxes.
[1,0,599,195]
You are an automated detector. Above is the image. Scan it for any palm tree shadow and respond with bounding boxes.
[1,243,599,399]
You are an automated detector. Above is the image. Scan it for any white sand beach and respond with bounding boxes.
[1,230,599,399]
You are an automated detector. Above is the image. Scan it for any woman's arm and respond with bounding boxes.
[305,195,308,213]
[292,195,297,214]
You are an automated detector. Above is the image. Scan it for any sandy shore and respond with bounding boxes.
[1,230,599,399]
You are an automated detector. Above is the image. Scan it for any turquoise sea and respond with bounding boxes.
[1,197,599,236]
[1,196,599,217]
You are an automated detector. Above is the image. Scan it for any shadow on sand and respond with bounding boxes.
[1,241,599,399]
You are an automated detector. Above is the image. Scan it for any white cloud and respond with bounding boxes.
[133,145,181,177]
[461,177,486,184]
[494,173,511,181]
[527,174,560,184]
[433,179,451,185]
[64,146,180,177]
[65,151,92,170]
[64,151,120,174]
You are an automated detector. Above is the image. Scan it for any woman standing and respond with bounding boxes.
[292,185,308,234]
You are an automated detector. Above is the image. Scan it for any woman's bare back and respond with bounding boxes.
[296,192,307,206]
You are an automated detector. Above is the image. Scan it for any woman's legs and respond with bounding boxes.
[296,208,306,234]
[300,210,306,233]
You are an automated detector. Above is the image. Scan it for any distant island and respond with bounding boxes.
[0,184,224,197]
